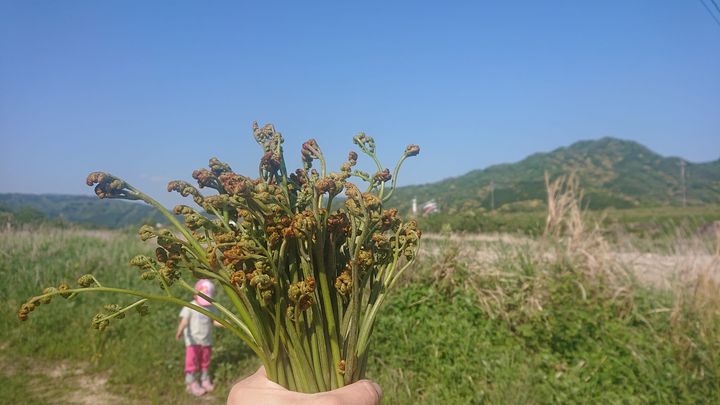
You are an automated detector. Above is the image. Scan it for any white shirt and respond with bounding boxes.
[179,300,218,346]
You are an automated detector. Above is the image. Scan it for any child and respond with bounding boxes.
[176,279,220,396]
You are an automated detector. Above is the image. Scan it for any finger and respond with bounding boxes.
[254,366,267,379]
[233,366,285,390]
[323,380,382,405]
[254,367,289,390]
[232,367,265,386]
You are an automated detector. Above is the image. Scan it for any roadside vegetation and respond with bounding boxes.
[2,177,719,404]
[417,205,720,237]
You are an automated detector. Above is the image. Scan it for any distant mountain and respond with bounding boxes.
[0,194,167,229]
[388,138,720,213]
[3,138,718,228]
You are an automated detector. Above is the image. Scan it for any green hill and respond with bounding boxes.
[389,137,720,213]
[0,194,167,229]
[2,138,718,229]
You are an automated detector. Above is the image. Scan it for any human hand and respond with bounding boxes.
[227,367,382,405]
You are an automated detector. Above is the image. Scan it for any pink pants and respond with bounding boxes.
[185,345,212,373]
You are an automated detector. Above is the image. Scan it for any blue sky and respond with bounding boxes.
[1,1,719,207]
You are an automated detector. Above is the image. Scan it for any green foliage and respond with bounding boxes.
[0,227,257,403]
[0,204,62,227]
[418,210,546,235]
[12,206,47,223]
[599,206,720,239]
[4,228,720,404]
[0,371,45,405]
[369,240,720,404]
[388,138,720,213]
[416,205,720,236]
[0,194,168,229]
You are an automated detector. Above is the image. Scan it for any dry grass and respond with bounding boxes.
[3,180,719,403]
[413,173,720,331]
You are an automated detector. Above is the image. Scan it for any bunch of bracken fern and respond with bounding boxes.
[19,123,421,393]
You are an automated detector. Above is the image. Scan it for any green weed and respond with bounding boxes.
[2,224,720,404]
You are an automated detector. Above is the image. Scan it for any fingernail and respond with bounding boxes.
[371,381,383,399]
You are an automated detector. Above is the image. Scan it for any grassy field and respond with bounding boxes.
[1,215,719,403]
[417,205,720,238]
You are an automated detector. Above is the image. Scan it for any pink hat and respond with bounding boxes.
[194,279,215,306]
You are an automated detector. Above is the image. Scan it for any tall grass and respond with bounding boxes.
[365,175,720,403]
[0,226,258,404]
[2,184,720,404]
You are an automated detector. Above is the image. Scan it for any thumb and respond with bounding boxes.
[321,380,382,405]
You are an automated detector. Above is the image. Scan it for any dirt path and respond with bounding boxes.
[0,344,220,404]
[0,345,140,404]
[44,362,134,405]
[616,251,720,289]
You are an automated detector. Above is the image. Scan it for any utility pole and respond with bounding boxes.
[679,160,687,207]
[490,180,495,211]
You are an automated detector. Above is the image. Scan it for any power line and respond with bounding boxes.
[699,0,720,28]
[679,160,687,207]
[489,180,495,211]
[710,0,720,15]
